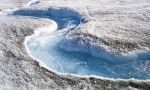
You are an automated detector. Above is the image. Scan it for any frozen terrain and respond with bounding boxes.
[0,0,30,10]
[0,0,150,90]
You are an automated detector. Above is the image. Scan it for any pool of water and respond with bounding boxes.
[13,8,150,79]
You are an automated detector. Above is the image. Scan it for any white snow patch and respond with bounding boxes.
[0,8,19,15]
[25,0,40,7]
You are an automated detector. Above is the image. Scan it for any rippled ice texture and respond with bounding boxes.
[16,8,150,79]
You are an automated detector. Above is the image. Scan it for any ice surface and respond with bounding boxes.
[12,7,150,79]
[26,30,150,79]
[0,0,30,10]
[12,8,81,30]
[0,0,150,89]
[25,0,40,7]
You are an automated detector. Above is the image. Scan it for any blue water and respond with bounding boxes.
[13,8,150,79]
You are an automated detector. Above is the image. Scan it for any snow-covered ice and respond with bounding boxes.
[0,0,150,89]
[7,1,149,79]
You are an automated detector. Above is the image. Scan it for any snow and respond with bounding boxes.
[25,0,40,7]
[0,0,30,10]
[6,0,149,79]
[0,0,150,89]
[0,8,19,15]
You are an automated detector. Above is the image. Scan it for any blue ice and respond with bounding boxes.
[13,8,150,79]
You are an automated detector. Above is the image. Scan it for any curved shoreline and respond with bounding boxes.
[21,8,150,80]
[0,0,150,90]
[24,23,150,81]
[1,0,150,81]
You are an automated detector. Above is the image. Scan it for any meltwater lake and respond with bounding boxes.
[12,8,150,80]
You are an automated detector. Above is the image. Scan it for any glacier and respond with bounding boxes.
[7,2,150,79]
[0,0,150,90]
